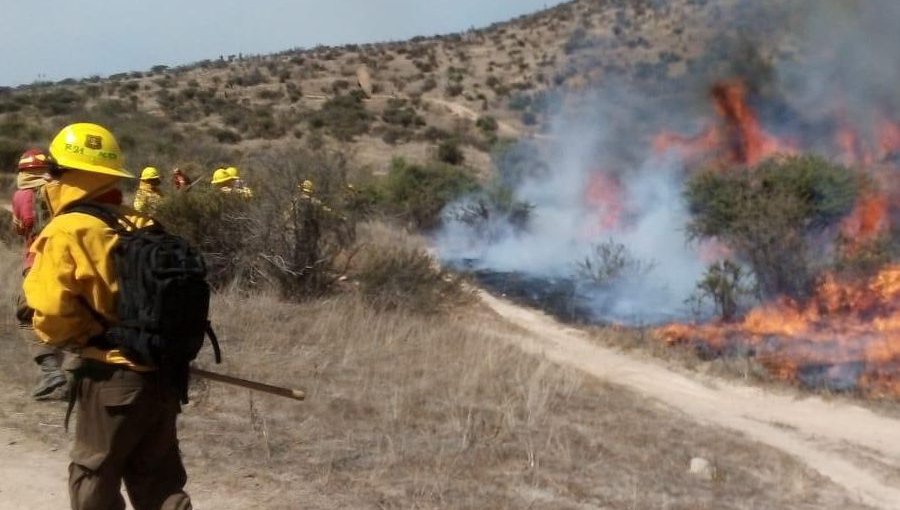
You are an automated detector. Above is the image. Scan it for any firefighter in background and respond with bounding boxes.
[11,148,69,400]
[298,179,328,210]
[211,167,235,193]
[171,167,192,191]
[226,166,253,197]
[133,166,164,213]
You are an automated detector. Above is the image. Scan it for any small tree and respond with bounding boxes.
[576,239,656,287]
[685,155,860,299]
[689,260,755,321]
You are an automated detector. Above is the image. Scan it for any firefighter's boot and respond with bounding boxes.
[32,354,68,400]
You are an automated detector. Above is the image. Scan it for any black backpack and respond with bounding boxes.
[63,202,221,402]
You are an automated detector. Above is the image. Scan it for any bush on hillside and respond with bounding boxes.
[382,98,425,128]
[377,158,480,230]
[36,88,85,116]
[154,148,360,299]
[355,243,468,314]
[152,189,254,287]
[245,148,359,298]
[436,138,465,165]
[309,91,371,141]
[685,155,861,299]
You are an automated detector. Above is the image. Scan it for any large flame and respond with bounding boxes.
[654,80,791,167]
[646,79,900,397]
[659,265,900,396]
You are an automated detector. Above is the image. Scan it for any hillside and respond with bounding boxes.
[0,0,791,183]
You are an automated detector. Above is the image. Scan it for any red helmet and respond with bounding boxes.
[17,148,52,172]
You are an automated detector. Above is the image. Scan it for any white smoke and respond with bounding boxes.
[434,89,711,325]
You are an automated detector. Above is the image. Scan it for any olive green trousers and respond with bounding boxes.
[69,365,192,510]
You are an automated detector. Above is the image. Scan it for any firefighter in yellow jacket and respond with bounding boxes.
[23,123,192,510]
[133,166,164,213]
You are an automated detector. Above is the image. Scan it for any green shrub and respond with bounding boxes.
[379,158,480,229]
[685,155,861,298]
[153,189,254,287]
[208,127,242,144]
[445,84,464,97]
[382,99,424,128]
[476,115,499,134]
[0,138,25,171]
[309,91,371,141]
[436,138,465,165]
[36,88,85,116]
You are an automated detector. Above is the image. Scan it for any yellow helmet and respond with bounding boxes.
[49,123,133,178]
[225,166,240,179]
[140,166,160,181]
[211,168,234,185]
[300,179,314,194]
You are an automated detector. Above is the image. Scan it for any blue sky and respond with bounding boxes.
[1,0,565,87]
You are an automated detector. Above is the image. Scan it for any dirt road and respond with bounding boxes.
[0,426,254,510]
[481,292,900,510]
[0,427,67,509]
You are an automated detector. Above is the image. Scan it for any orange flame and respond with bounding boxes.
[653,80,790,167]
[841,193,890,250]
[658,265,900,396]
[645,79,900,398]
[584,171,626,233]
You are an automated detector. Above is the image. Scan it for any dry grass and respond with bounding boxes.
[0,242,868,509]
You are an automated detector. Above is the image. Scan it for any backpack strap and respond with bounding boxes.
[61,201,139,233]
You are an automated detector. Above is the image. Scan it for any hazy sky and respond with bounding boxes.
[1,0,564,87]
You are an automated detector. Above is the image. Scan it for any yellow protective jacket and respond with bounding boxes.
[133,181,163,213]
[23,171,153,370]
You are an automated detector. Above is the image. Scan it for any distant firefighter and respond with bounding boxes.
[212,167,253,198]
[11,148,69,401]
[133,166,164,213]
[172,167,192,191]
[226,166,254,197]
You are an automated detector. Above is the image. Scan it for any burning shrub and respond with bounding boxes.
[687,260,756,321]
[685,155,861,299]
[444,188,533,238]
[576,239,657,287]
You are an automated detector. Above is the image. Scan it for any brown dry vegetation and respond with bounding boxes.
[0,230,871,509]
